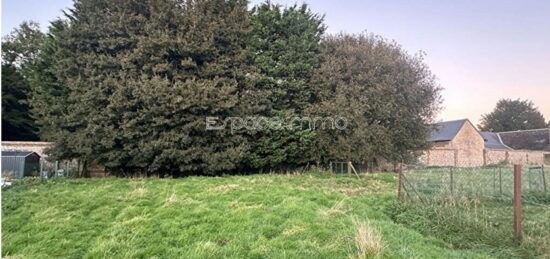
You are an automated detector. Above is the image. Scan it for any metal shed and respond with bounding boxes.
[1,150,41,179]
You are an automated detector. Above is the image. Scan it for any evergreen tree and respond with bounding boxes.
[1,65,38,140]
[23,20,70,141]
[49,0,255,175]
[245,2,325,169]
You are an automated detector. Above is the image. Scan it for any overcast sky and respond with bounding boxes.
[3,0,549,125]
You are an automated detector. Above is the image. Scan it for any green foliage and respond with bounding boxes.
[28,1,442,175]
[308,34,442,165]
[479,99,547,132]
[249,2,325,111]
[1,21,44,67]
[1,64,39,140]
[23,20,70,141]
[2,172,494,258]
[1,22,44,140]
[45,0,255,175]
[245,2,325,169]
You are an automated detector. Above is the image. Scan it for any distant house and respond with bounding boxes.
[421,119,548,167]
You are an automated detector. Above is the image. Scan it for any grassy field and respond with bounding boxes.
[5,169,549,258]
[1,171,504,258]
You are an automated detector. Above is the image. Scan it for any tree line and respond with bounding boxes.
[2,0,442,176]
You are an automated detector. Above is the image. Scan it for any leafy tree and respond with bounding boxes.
[1,21,44,140]
[245,2,325,169]
[307,34,441,165]
[479,99,547,132]
[2,21,44,67]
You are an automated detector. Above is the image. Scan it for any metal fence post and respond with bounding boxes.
[542,165,547,193]
[513,164,522,242]
[398,163,404,200]
[499,167,503,195]
[450,167,454,195]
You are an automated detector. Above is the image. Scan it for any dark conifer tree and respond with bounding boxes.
[246,2,325,169]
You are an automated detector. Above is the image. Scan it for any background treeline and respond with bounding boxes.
[1,0,441,176]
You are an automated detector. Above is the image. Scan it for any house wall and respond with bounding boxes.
[423,148,545,167]
[449,121,485,166]
[419,149,456,166]
[484,149,508,165]
[423,121,485,167]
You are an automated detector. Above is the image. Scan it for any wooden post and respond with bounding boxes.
[348,162,360,180]
[398,163,404,200]
[347,161,351,175]
[513,164,522,242]
[329,161,332,173]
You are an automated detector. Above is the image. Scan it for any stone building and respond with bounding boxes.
[497,128,550,165]
[421,119,548,167]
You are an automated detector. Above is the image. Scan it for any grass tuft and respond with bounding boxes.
[352,219,385,258]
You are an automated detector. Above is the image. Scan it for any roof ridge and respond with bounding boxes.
[498,128,549,134]
[435,118,468,124]
[495,132,513,150]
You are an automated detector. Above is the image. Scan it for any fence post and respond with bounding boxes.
[398,163,404,200]
[329,161,332,173]
[542,165,547,193]
[454,150,458,167]
[513,164,522,242]
[449,167,454,195]
[499,167,503,195]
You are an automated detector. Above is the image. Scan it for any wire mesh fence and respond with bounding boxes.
[398,164,550,257]
[39,159,80,178]
[402,165,547,201]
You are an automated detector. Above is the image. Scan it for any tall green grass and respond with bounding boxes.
[2,172,494,258]
[391,166,550,258]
